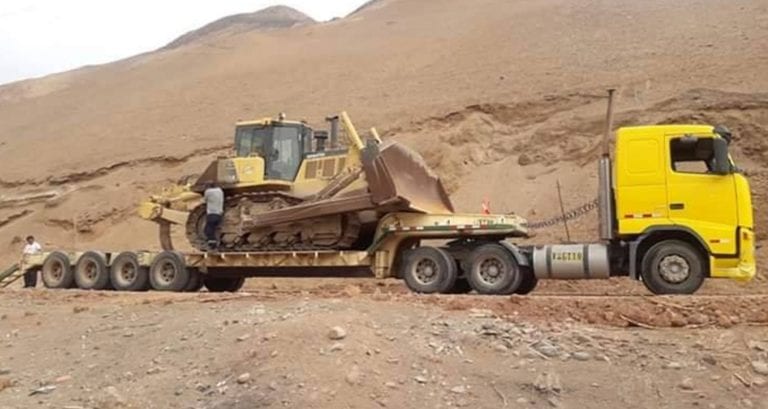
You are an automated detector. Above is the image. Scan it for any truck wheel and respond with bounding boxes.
[203,277,245,293]
[41,251,74,289]
[74,251,110,290]
[467,244,522,295]
[185,269,205,292]
[149,251,190,292]
[110,252,149,291]
[640,240,705,295]
[515,268,538,295]
[402,247,457,294]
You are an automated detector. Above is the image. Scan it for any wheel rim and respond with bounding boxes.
[82,260,98,284]
[117,262,137,286]
[658,255,690,284]
[477,257,505,285]
[412,258,439,286]
[156,261,177,286]
[47,262,63,282]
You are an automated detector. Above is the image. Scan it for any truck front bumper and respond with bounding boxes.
[711,227,756,282]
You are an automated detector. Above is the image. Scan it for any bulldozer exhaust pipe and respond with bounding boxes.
[326,116,340,149]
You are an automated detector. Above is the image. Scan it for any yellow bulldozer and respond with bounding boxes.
[139,112,455,251]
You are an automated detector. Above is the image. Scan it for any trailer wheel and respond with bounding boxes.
[402,247,457,294]
[467,244,522,295]
[515,268,538,295]
[185,269,205,292]
[110,252,149,291]
[203,277,245,293]
[149,251,190,292]
[41,251,74,289]
[74,251,110,290]
[641,240,705,295]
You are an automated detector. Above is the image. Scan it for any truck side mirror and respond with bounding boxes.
[712,138,731,175]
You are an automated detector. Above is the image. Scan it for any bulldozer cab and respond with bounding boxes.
[234,122,312,181]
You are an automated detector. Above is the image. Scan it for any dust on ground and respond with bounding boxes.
[1,284,767,409]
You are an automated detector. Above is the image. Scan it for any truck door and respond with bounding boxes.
[665,135,738,255]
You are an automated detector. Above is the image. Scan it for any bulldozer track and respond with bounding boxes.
[186,191,362,252]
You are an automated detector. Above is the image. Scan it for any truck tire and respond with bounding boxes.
[203,277,245,293]
[467,244,522,295]
[41,251,74,289]
[515,268,538,295]
[74,251,110,290]
[110,252,149,291]
[640,240,705,295]
[185,269,205,292]
[149,251,190,292]
[402,247,457,294]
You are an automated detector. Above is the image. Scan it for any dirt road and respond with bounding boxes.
[1,279,767,409]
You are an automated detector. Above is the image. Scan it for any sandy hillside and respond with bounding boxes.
[0,0,766,273]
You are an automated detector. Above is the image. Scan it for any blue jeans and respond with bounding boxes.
[204,214,222,244]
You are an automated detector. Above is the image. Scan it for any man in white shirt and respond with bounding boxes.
[22,235,42,288]
[203,183,225,251]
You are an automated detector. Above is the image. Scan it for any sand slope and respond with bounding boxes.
[0,0,766,273]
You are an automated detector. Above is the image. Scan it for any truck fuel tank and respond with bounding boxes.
[532,244,610,279]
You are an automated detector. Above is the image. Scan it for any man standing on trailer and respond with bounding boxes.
[204,182,225,251]
[21,235,42,288]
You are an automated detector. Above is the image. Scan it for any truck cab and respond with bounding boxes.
[613,125,755,290]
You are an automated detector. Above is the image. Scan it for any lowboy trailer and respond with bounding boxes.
[21,212,541,295]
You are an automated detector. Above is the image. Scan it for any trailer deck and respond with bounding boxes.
[14,212,532,293]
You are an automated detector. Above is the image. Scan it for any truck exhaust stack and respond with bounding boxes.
[598,89,616,240]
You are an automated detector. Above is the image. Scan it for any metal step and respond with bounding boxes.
[0,263,22,288]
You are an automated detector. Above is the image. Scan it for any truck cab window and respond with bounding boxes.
[670,137,716,174]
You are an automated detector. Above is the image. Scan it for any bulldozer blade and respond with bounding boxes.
[363,141,454,214]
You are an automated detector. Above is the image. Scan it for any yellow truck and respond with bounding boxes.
[10,92,755,295]
[527,90,754,294]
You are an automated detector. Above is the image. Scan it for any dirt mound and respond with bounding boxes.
[163,5,315,50]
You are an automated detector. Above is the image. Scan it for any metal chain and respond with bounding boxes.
[525,198,599,230]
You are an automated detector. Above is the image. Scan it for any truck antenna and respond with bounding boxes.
[603,89,616,157]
